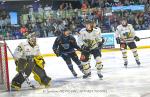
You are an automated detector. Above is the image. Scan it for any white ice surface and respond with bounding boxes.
[1,49,150,97]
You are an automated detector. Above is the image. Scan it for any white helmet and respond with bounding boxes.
[27,32,36,47]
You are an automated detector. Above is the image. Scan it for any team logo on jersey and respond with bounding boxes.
[61,43,70,49]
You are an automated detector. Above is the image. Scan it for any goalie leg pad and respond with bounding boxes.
[11,72,25,89]
[11,58,35,88]
[32,65,51,86]
[15,58,28,72]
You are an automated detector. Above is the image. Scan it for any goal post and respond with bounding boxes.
[0,42,10,91]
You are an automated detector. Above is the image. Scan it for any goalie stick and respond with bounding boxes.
[3,38,35,89]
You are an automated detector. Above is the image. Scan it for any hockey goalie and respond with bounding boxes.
[11,32,51,90]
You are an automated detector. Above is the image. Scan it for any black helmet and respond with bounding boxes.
[121,17,127,21]
[62,28,70,32]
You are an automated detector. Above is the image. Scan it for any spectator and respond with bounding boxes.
[20,25,28,35]
[136,13,146,30]
[12,29,23,39]
[81,1,88,10]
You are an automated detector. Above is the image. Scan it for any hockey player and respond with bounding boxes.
[115,17,141,67]
[78,20,104,79]
[52,28,83,78]
[93,20,104,52]
[11,32,51,90]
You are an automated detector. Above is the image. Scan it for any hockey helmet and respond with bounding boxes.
[27,32,37,47]
[85,19,94,24]
[62,28,70,37]
[121,17,128,27]
[85,20,94,32]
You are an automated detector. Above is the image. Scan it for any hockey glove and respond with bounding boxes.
[98,38,105,49]
[53,49,60,57]
[98,42,103,49]
[76,47,82,51]
[134,36,140,41]
[81,45,90,51]
[116,37,121,44]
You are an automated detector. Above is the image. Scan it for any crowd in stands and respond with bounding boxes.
[0,0,150,40]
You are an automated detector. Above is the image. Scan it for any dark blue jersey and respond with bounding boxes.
[53,34,80,54]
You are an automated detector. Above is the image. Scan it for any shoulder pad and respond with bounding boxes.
[128,24,133,27]
[79,28,86,34]
[117,25,122,29]
[19,42,27,47]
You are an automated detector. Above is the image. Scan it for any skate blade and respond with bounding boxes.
[99,78,103,80]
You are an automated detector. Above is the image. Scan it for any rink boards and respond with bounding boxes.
[1,30,150,59]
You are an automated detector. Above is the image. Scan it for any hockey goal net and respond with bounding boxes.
[0,42,10,91]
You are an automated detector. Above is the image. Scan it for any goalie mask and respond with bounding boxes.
[27,32,37,47]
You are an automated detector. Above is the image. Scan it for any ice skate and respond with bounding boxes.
[83,72,91,79]
[98,73,103,80]
[71,70,77,78]
[124,61,128,68]
[136,60,141,66]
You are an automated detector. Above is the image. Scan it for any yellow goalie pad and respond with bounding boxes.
[34,55,45,69]
[32,71,42,85]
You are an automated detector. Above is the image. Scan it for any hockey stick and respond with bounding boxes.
[81,38,108,52]
[140,37,150,40]
[3,38,35,89]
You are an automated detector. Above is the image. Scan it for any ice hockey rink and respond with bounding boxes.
[1,48,150,97]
